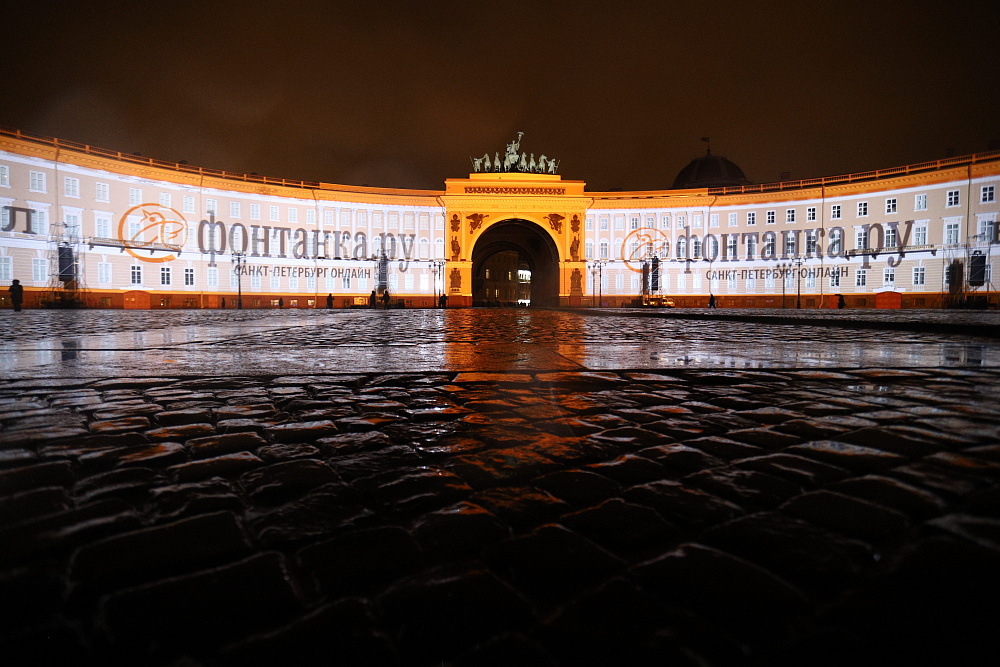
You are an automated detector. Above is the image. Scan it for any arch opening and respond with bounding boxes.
[471,219,560,307]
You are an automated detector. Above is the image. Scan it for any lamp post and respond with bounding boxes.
[589,259,607,307]
[795,258,804,309]
[232,251,245,309]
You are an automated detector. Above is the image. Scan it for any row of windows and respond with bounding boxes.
[584,187,998,232]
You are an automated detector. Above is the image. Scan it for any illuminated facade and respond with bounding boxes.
[1,128,998,309]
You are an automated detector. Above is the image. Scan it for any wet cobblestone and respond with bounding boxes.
[2,362,999,665]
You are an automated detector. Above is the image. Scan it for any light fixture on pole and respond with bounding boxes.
[232,251,246,310]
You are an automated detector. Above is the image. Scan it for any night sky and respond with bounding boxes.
[3,0,998,191]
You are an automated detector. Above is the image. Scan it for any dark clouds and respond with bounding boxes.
[3,0,998,190]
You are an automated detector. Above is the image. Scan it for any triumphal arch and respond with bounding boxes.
[441,172,589,307]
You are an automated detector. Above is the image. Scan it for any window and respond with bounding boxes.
[763,234,775,256]
[64,177,80,198]
[389,274,398,290]
[0,165,8,186]
[230,270,239,289]
[129,188,141,205]
[600,240,609,259]
[230,202,241,218]
[727,273,736,290]
[600,216,608,230]
[980,218,996,241]
[806,230,817,254]
[829,229,842,253]
[207,267,218,288]
[585,240,594,259]
[883,268,895,286]
[691,237,702,258]
[856,228,869,250]
[856,269,867,287]
[945,222,959,244]
[95,215,111,238]
[661,214,670,229]
[982,185,996,203]
[947,190,960,207]
[183,196,195,214]
[614,216,624,230]
[765,273,775,290]
[250,204,261,220]
[727,236,738,258]
[130,265,142,285]
[805,272,816,289]
[270,272,281,290]
[677,215,686,228]
[585,216,593,231]
[160,267,171,286]
[806,207,816,222]
[746,275,756,291]
[830,270,840,288]
[184,268,195,286]
[95,182,109,201]
[747,212,756,225]
[784,234,796,256]
[64,213,81,239]
[289,208,298,223]
[251,274,261,289]
[404,273,414,291]
[159,192,171,208]
[831,204,841,219]
[270,205,280,222]
[915,194,927,211]
[32,258,48,282]
[914,225,928,246]
[308,209,317,225]
[857,202,868,217]
[31,209,48,235]
[785,271,794,290]
[646,215,656,228]
[693,214,703,229]
[766,210,775,225]
[29,171,48,192]
[913,267,925,286]
[885,198,897,214]
[676,238,686,258]
[728,212,737,227]
[885,227,897,247]
[630,216,639,230]
[746,235,757,260]
[786,209,795,223]
[206,199,217,215]
[710,214,719,228]
[95,262,110,284]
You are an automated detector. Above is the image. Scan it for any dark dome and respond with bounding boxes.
[672,152,751,189]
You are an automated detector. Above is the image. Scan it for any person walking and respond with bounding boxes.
[8,279,24,312]
[326,293,333,309]
[837,294,846,309]
[369,289,377,309]
[708,294,717,309]
[278,297,284,309]
[381,290,391,310]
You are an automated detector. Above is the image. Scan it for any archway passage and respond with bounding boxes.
[471,219,560,307]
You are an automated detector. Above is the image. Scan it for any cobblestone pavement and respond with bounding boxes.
[2,310,999,665]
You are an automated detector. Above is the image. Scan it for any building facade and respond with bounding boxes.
[1,128,998,310]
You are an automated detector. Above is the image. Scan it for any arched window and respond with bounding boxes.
[600,240,609,259]
[691,236,701,258]
[614,238,623,259]
[660,240,670,258]
[419,237,429,260]
[434,238,444,258]
[585,240,594,259]
[677,238,686,258]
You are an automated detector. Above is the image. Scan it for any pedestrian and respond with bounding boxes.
[326,293,333,309]
[708,294,717,309]
[8,279,23,312]
[382,290,391,310]
[369,289,377,309]
[837,294,846,309]
[220,297,226,309]
[278,297,283,309]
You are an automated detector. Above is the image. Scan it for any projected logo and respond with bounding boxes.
[117,204,189,263]
[621,228,669,272]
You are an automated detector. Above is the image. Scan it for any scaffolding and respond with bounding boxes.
[41,209,89,307]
